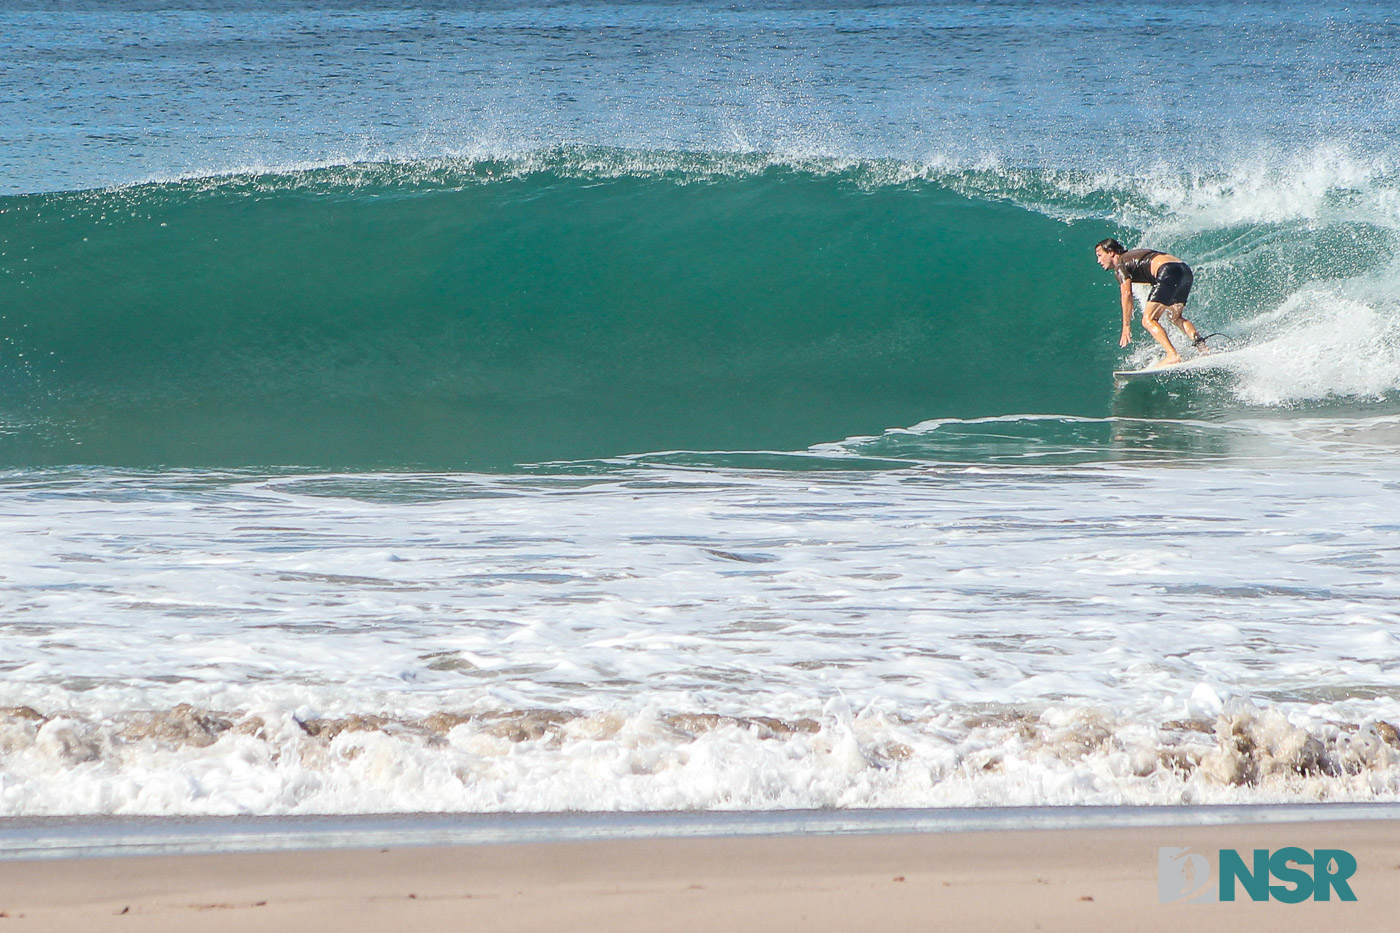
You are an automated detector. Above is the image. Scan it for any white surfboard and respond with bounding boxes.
[1113,347,1245,380]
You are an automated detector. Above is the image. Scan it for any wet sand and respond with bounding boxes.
[1,818,1397,931]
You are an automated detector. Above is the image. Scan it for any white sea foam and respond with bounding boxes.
[2,700,1397,815]
[1,429,1399,814]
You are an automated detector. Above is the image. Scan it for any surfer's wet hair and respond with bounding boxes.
[1095,238,1126,254]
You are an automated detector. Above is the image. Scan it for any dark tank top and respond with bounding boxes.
[1118,248,1162,284]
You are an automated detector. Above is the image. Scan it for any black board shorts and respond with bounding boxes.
[1148,262,1193,305]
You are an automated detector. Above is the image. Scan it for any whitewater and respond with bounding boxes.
[2,0,1400,816]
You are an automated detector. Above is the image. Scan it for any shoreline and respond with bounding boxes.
[0,813,1397,932]
[1,802,1397,859]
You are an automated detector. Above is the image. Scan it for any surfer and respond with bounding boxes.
[1094,238,1207,366]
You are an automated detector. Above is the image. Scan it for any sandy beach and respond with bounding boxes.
[0,817,1396,932]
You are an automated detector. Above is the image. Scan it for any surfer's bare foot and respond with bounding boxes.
[1149,356,1182,369]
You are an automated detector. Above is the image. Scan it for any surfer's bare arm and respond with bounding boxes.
[1118,278,1134,347]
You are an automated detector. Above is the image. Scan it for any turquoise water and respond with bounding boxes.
[1,158,1118,467]
[3,152,1398,469]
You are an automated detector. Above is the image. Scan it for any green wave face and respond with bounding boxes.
[0,157,1119,469]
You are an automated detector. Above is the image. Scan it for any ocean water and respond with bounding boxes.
[2,0,1400,815]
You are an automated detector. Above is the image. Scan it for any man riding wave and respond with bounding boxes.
[1095,238,1207,366]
